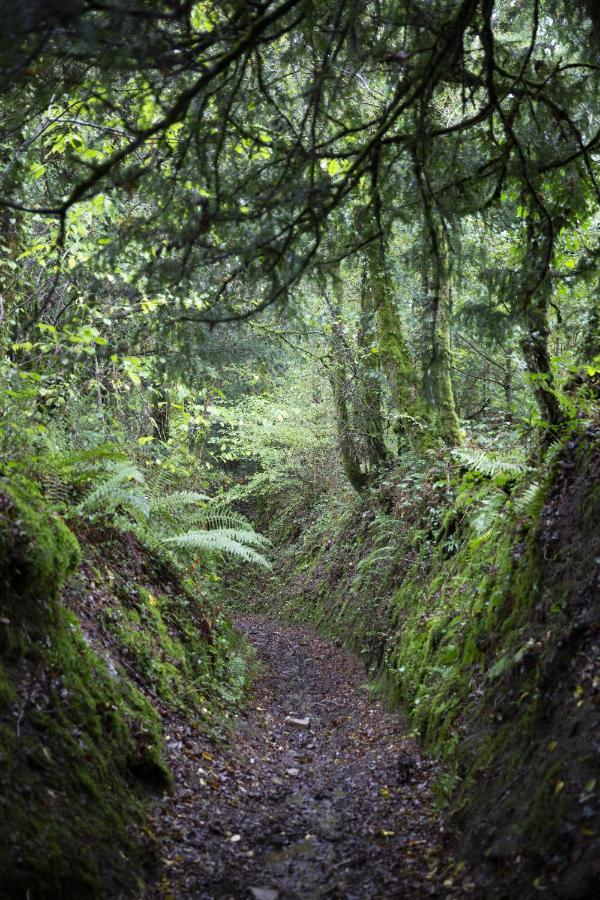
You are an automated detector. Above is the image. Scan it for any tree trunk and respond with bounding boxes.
[503,352,514,420]
[364,235,429,451]
[357,262,388,468]
[325,276,369,492]
[520,299,563,428]
[518,214,564,432]
[422,230,462,447]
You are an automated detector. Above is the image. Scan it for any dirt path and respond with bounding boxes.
[145,617,463,899]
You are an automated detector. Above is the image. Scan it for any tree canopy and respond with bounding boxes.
[0,0,598,485]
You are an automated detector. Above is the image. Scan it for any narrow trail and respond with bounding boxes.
[146,617,464,899]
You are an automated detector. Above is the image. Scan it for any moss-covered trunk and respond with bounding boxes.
[364,235,430,451]
[517,209,565,433]
[357,262,388,468]
[326,276,369,492]
[422,230,462,447]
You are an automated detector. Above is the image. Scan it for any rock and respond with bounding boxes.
[286,768,300,777]
[285,716,311,729]
[397,751,414,784]
[249,888,279,900]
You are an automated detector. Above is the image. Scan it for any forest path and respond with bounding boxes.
[146,616,462,899]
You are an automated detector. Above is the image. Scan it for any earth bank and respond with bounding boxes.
[229,424,600,898]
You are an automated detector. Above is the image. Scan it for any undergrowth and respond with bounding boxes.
[0,463,252,896]
[235,424,600,897]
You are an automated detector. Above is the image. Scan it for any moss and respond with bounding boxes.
[100,582,247,717]
[0,478,174,896]
[237,425,600,894]
[0,475,80,625]
[0,603,169,898]
[0,461,258,897]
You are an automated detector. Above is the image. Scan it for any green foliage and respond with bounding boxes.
[512,480,541,515]
[148,489,211,515]
[1,3,600,892]
[164,528,271,569]
[14,438,271,570]
[452,446,528,479]
[0,475,80,622]
[234,423,600,896]
[76,460,149,519]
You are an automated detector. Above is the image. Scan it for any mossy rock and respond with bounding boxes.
[0,479,169,896]
[0,605,168,898]
[0,475,80,625]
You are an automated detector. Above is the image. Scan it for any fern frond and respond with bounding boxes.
[181,527,270,548]
[164,529,271,568]
[48,446,127,470]
[513,481,541,514]
[452,447,528,478]
[544,439,563,466]
[188,509,254,532]
[228,653,247,686]
[76,461,148,519]
[470,492,506,535]
[149,491,211,514]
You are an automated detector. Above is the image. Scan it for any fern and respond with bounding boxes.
[36,441,271,569]
[544,438,564,466]
[76,461,149,520]
[185,509,254,532]
[470,492,507,535]
[452,447,528,478]
[149,490,211,514]
[164,529,271,568]
[513,481,541,514]
[228,653,248,687]
[31,444,127,505]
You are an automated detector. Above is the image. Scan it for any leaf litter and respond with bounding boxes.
[140,616,472,898]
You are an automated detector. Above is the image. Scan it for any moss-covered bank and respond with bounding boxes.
[236,424,600,898]
[0,477,246,898]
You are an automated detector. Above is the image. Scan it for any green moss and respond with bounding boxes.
[100,582,247,716]
[0,602,170,898]
[0,477,174,896]
[237,426,600,893]
[0,475,80,625]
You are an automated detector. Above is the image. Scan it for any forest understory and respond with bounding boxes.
[2,421,598,899]
[2,1,600,898]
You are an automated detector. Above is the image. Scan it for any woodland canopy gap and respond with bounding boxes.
[0,1,599,898]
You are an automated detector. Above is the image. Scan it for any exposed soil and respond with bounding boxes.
[144,616,470,899]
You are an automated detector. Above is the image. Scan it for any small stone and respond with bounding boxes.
[286,768,300,777]
[396,751,414,784]
[286,716,311,729]
[249,888,279,900]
